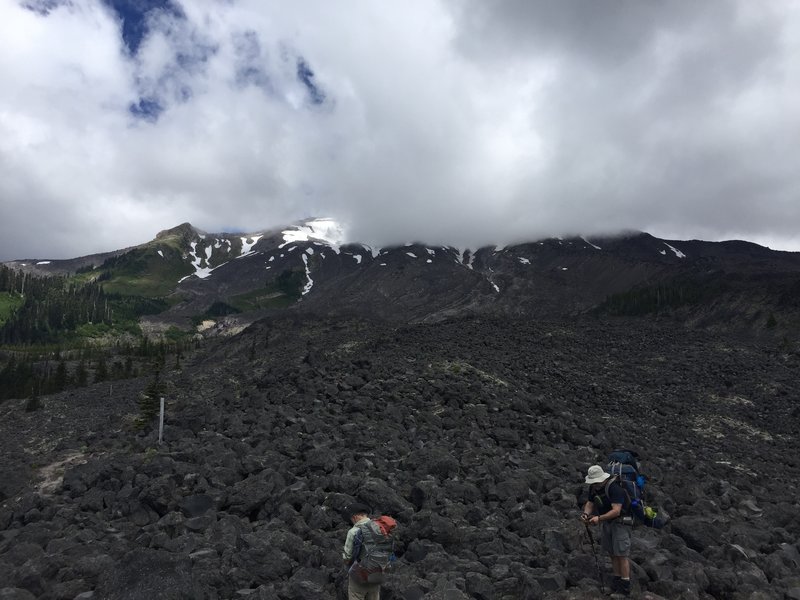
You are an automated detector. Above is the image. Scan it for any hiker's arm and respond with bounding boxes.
[597,503,622,522]
[581,501,595,520]
[586,502,622,525]
[342,527,358,566]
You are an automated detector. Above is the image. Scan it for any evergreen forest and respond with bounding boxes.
[0,265,192,402]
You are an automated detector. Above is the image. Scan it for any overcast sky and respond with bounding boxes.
[2,0,799,260]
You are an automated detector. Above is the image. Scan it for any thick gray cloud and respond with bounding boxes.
[450,0,800,243]
[1,0,799,260]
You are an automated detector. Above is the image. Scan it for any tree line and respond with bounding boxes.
[0,264,197,401]
[0,336,195,402]
[0,265,169,344]
[599,278,713,316]
[0,266,111,344]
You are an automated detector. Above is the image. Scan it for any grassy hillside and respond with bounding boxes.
[227,269,306,312]
[0,292,23,325]
[93,247,193,297]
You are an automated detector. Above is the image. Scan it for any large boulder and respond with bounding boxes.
[226,469,286,517]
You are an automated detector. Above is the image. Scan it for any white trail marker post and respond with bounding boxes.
[158,397,165,445]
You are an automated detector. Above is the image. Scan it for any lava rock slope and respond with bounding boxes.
[1,315,799,599]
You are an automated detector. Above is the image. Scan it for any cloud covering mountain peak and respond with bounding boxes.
[1,0,800,260]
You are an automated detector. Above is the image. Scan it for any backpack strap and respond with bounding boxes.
[604,476,632,516]
[603,476,616,501]
[351,525,365,563]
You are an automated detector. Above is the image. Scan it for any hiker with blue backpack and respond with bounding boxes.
[582,464,633,596]
[342,503,398,600]
[580,450,670,596]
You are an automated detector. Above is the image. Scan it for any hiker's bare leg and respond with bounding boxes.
[611,556,630,578]
[610,556,621,577]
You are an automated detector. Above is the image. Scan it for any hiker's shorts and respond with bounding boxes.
[348,578,380,600]
[601,520,631,557]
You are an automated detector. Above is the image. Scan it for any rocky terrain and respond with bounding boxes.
[1,313,799,599]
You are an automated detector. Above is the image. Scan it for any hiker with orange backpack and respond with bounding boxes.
[581,465,633,596]
[342,503,397,600]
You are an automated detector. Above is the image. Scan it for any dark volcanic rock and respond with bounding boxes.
[95,549,199,599]
[1,315,799,599]
[0,589,37,600]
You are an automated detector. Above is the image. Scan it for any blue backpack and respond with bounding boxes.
[606,449,668,529]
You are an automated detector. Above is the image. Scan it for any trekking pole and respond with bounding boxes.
[583,522,605,593]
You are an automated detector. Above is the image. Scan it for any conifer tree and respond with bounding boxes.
[25,392,41,412]
[53,360,67,392]
[75,361,88,387]
[138,367,165,426]
[94,358,108,383]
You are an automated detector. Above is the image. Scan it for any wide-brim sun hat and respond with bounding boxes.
[585,465,611,485]
[341,502,372,522]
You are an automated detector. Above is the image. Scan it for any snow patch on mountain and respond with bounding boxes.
[281,218,344,253]
[36,261,51,265]
[664,242,686,258]
[581,237,602,250]
[239,235,263,257]
[518,257,530,265]
[158,251,164,258]
[406,252,417,258]
[301,253,313,295]
[352,254,362,264]
[180,241,226,282]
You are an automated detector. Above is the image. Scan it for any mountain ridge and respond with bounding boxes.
[4,221,795,267]
[3,220,800,336]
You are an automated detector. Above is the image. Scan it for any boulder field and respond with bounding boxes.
[1,315,798,599]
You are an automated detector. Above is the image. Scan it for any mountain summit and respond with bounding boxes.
[154,222,200,242]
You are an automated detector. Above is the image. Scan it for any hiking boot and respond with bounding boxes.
[609,576,621,593]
